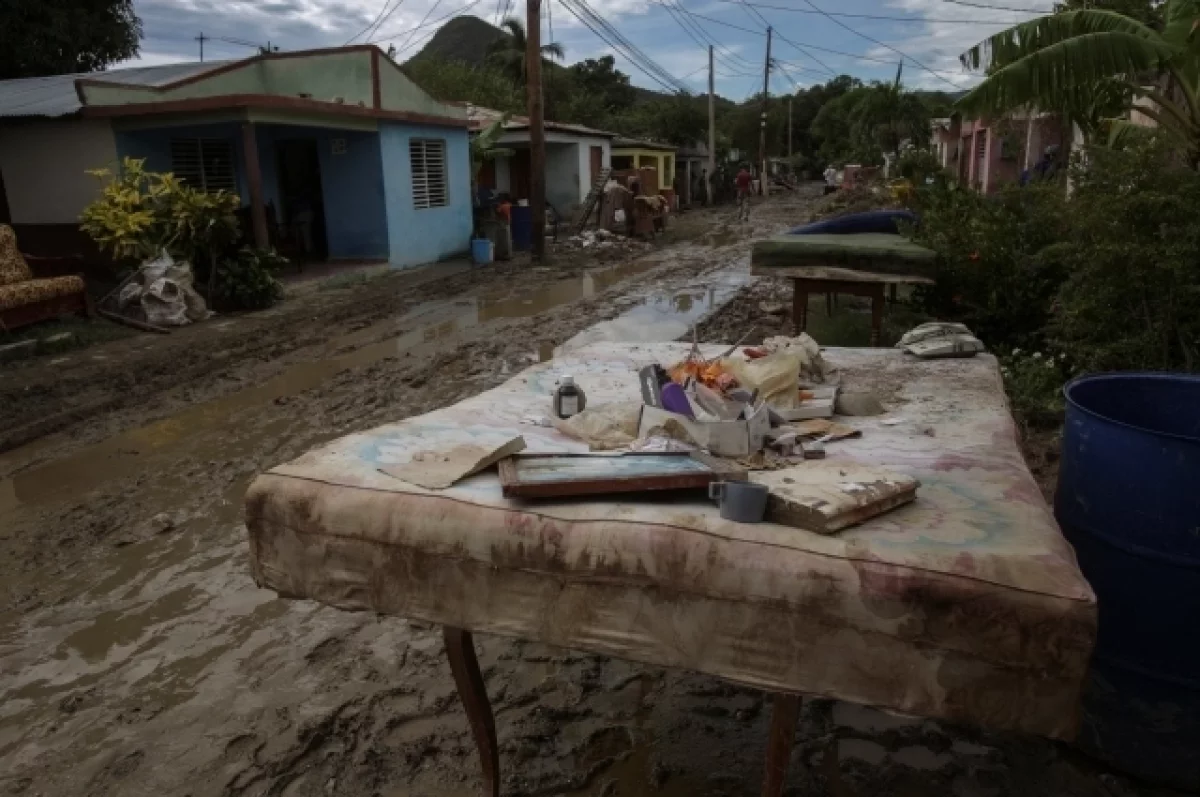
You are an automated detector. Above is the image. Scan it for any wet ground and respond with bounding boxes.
[0,187,1182,797]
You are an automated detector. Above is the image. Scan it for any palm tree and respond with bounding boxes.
[957,0,1200,163]
[488,17,565,87]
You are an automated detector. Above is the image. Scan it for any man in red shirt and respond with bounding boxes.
[735,165,752,222]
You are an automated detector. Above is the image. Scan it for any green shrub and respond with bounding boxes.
[213,247,286,310]
[999,348,1071,429]
[895,148,949,186]
[908,181,1069,351]
[1047,141,1200,372]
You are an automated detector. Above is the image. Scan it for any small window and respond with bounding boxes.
[410,138,448,209]
[170,138,237,193]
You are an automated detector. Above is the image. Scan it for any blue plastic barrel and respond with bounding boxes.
[510,206,532,251]
[1056,373,1200,790]
[471,238,493,265]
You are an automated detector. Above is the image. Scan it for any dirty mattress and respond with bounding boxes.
[751,233,937,277]
[245,343,1095,739]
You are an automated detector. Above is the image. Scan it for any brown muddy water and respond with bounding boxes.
[0,191,1166,797]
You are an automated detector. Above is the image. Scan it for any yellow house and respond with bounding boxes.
[610,137,676,193]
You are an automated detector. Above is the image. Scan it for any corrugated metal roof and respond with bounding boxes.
[613,136,676,151]
[466,104,616,138]
[0,61,232,119]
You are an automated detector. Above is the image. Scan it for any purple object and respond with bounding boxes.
[659,383,695,419]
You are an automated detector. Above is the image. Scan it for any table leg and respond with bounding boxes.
[762,692,802,797]
[888,283,898,304]
[825,292,834,317]
[443,626,500,797]
[870,286,885,347]
[792,279,809,336]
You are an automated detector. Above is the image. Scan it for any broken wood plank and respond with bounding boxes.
[751,463,919,534]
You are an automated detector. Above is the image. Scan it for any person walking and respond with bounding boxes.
[735,165,752,223]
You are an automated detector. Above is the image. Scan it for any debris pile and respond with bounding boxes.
[554,229,650,255]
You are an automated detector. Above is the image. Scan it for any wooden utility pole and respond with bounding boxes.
[196,32,207,62]
[759,26,772,196]
[526,0,547,261]
[707,45,716,204]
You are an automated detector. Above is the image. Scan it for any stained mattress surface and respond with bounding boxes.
[246,343,1095,738]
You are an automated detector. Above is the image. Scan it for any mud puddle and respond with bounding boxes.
[0,255,684,516]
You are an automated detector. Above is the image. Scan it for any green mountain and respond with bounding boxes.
[406,15,507,67]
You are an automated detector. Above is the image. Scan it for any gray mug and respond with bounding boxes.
[709,480,769,523]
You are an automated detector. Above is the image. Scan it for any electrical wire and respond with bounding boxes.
[386,0,446,48]
[739,0,838,77]
[664,0,758,69]
[941,0,1047,11]
[346,0,395,44]
[788,0,964,88]
[654,0,746,73]
[707,0,1021,25]
[560,0,691,93]
[377,0,483,50]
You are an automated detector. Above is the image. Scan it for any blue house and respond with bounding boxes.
[0,46,473,269]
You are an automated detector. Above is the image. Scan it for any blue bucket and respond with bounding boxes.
[471,238,493,265]
[1057,373,1200,790]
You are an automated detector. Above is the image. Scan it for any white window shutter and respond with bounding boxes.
[410,139,448,209]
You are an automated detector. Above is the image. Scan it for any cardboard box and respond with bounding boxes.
[638,404,770,458]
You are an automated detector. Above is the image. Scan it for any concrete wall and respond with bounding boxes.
[0,118,118,223]
[84,51,375,108]
[573,137,610,200]
[379,121,472,268]
[258,126,388,259]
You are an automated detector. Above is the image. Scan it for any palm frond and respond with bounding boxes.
[957,31,1180,115]
[1107,118,1160,149]
[960,10,1166,72]
[541,42,565,60]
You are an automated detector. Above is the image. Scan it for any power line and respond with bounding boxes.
[940,0,1046,11]
[379,0,484,51]
[559,0,690,93]
[346,0,394,44]
[365,0,411,43]
[789,0,963,89]
[386,0,445,48]
[737,1,838,77]
[656,0,741,70]
[709,0,1022,24]
[666,0,757,68]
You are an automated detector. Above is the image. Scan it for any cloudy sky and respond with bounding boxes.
[126,0,1056,96]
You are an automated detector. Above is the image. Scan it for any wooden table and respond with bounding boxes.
[246,344,1095,796]
[749,263,934,345]
[750,233,937,345]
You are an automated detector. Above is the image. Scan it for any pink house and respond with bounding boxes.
[954,111,1065,193]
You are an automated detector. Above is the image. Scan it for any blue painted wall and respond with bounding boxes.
[258,126,388,260]
[114,123,390,260]
[378,122,472,268]
[116,122,250,200]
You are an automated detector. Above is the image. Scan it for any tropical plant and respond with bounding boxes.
[958,0,1200,162]
[487,17,564,87]
[81,157,240,268]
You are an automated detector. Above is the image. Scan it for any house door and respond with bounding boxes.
[276,139,328,260]
[589,146,603,184]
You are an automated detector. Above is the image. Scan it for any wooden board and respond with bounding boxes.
[499,452,746,499]
[751,463,919,534]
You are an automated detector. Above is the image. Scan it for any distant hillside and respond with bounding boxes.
[406,15,506,67]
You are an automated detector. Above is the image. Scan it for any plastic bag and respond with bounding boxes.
[551,402,642,451]
[762,333,829,381]
[721,352,802,409]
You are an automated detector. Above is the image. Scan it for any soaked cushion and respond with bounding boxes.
[246,343,1096,740]
[0,275,86,312]
[752,233,936,275]
[0,225,34,286]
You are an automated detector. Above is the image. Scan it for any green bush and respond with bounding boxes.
[1047,141,1200,372]
[896,148,950,186]
[908,181,1070,351]
[999,348,1072,429]
[213,247,286,310]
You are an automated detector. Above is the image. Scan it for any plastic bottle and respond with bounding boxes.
[553,375,587,419]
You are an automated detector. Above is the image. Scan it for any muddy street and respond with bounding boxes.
[0,187,1172,797]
